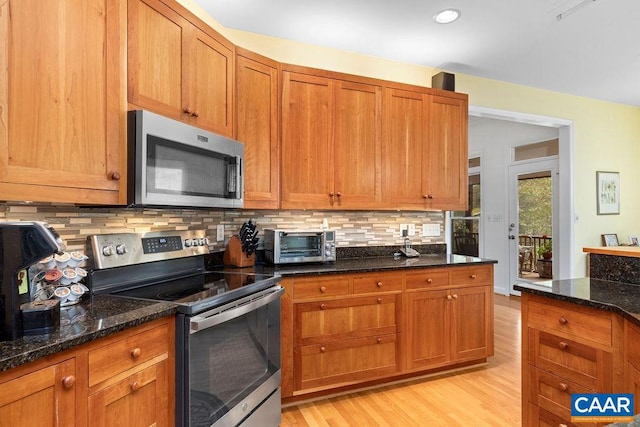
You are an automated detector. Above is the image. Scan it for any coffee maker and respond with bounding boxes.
[0,221,65,341]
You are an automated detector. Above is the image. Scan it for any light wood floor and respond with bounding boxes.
[281,294,522,426]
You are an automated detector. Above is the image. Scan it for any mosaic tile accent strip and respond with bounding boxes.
[0,203,445,254]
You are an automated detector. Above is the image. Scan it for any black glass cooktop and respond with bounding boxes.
[113,270,278,315]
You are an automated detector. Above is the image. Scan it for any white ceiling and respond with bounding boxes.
[194,0,640,107]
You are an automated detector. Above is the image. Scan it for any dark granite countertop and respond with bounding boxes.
[0,295,177,373]
[515,278,640,325]
[255,253,497,277]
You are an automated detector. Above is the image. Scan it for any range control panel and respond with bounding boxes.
[88,230,209,269]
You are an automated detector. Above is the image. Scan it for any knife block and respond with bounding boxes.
[223,235,255,268]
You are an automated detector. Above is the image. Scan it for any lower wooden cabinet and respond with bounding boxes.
[281,265,494,399]
[0,358,76,426]
[0,317,174,425]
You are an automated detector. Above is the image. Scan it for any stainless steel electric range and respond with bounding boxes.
[87,230,283,427]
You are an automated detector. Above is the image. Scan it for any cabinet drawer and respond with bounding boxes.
[88,323,169,387]
[528,366,591,422]
[528,329,610,391]
[352,272,403,294]
[527,403,596,427]
[293,276,351,300]
[295,334,398,391]
[527,297,612,347]
[405,269,449,290]
[450,265,492,286]
[295,295,398,346]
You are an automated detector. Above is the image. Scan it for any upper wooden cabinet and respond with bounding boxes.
[281,70,382,209]
[0,0,127,204]
[383,88,468,211]
[128,0,234,137]
[235,49,280,209]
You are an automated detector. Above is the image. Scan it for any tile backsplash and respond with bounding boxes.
[0,203,445,253]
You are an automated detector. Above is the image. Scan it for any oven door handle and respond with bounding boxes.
[189,286,284,333]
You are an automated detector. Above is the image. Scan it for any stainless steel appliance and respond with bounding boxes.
[128,110,244,208]
[0,221,66,340]
[263,229,336,264]
[88,230,283,427]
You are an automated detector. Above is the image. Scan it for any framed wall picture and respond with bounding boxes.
[596,171,620,215]
[630,236,639,246]
[602,233,619,247]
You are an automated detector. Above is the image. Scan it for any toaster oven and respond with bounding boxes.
[263,229,336,264]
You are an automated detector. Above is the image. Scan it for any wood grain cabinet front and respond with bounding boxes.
[128,0,234,136]
[0,358,76,426]
[0,0,127,205]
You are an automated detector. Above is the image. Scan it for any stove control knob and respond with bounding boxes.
[203,237,210,246]
[184,239,193,247]
[199,238,207,246]
[116,244,128,255]
[102,245,116,256]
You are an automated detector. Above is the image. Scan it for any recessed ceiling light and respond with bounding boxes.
[433,9,461,24]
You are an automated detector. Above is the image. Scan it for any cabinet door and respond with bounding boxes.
[281,72,334,209]
[425,95,468,210]
[0,0,126,204]
[0,358,76,426]
[188,26,234,136]
[406,289,451,369]
[451,285,491,361]
[382,88,429,207]
[333,81,382,208]
[127,0,188,120]
[88,360,170,427]
[626,363,640,415]
[236,53,279,208]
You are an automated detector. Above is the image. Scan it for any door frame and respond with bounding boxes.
[469,105,574,293]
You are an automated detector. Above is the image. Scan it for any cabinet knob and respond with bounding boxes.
[377,298,382,303]
[131,381,141,392]
[111,172,121,181]
[377,281,383,288]
[336,192,342,197]
[559,424,568,427]
[423,194,433,199]
[376,338,382,344]
[184,107,193,115]
[320,286,327,293]
[427,278,433,284]
[192,110,199,117]
[558,316,568,325]
[558,341,569,350]
[447,294,453,300]
[320,346,326,353]
[558,383,569,392]
[131,347,141,359]
[61,375,75,389]
[470,274,477,279]
[328,192,334,197]
[452,294,458,299]
[320,303,326,310]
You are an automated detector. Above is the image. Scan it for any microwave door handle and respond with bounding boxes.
[189,286,284,333]
[226,156,242,195]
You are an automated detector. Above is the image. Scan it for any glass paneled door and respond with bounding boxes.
[451,158,481,257]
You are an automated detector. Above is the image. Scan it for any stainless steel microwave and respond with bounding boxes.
[127,110,244,208]
[264,229,336,264]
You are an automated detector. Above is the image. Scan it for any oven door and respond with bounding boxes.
[177,286,284,427]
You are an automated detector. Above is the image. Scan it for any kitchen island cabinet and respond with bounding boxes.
[236,49,280,209]
[0,0,127,205]
[281,68,382,210]
[128,0,234,137]
[280,263,494,401]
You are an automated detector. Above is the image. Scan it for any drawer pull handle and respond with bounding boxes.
[377,281,383,288]
[131,348,141,359]
[558,383,569,392]
[377,298,383,303]
[131,381,141,392]
[320,286,327,293]
[470,274,477,279]
[61,375,75,389]
[320,346,326,353]
[320,304,326,310]
[447,295,453,300]
[427,278,433,284]
[376,338,382,344]
[558,316,568,325]
[559,341,569,350]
